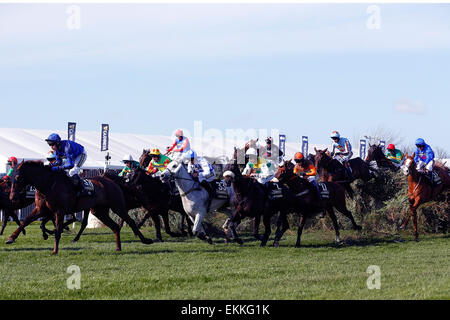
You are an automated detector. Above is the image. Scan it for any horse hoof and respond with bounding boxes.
[71,239,79,243]
[156,238,164,243]
[273,241,279,248]
[236,238,243,245]
[51,251,58,255]
[5,238,15,244]
[43,235,48,240]
[355,225,362,231]
[22,230,26,236]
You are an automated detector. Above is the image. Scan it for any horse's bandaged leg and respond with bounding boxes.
[193,211,206,234]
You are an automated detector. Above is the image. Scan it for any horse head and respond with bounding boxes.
[139,149,152,168]
[160,159,183,182]
[402,153,416,176]
[274,160,294,183]
[366,143,383,162]
[314,148,330,169]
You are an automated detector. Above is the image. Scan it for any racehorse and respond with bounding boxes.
[9,161,153,254]
[400,153,450,241]
[139,149,193,236]
[223,153,287,246]
[314,148,374,198]
[0,180,29,235]
[366,144,398,171]
[160,158,229,244]
[273,160,362,247]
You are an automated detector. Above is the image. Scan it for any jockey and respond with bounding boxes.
[385,144,405,167]
[45,151,60,166]
[45,133,87,191]
[221,170,238,232]
[242,147,276,184]
[186,150,216,210]
[293,152,318,185]
[2,156,18,182]
[414,138,435,177]
[330,130,353,178]
[146,148,171,176]
[166,129,191,161]
[118,154,140,178]
[260,137,284,162]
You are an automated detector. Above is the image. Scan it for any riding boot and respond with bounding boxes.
[200,180,213,212]
[344,162,353,180]
[71,174,83,195]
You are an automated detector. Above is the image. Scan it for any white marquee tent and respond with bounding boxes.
[0,127,330,173]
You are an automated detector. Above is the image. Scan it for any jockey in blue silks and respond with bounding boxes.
[45,133,88,190]
[413,138,435,176]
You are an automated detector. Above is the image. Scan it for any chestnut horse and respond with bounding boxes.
[400,153,450,241]
[314,148,374,198]
[274,160,362,247]
[9,161,153,254]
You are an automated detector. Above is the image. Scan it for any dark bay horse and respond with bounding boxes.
[400,154,450,241]
[366,144,397,171]
[0,180,29,235]
[314,148,374,198]
[139,150,193,236]
[223,156,287,246]
[9,161,153,254]
[274,161,362,247]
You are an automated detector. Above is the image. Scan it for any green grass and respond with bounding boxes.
[0,222,448,300]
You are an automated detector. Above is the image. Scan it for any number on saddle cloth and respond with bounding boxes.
[318,183,330,199]
[214,181,229,199]
[79,178,95,196]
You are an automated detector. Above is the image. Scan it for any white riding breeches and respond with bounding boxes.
[333,152,352,164]
[68,151,87,177]
[416,160,434,172]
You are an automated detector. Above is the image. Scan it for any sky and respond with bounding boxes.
[1,3,449,152]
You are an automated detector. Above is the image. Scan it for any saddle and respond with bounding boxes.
[77,178,95,197]
[423,171,442,186]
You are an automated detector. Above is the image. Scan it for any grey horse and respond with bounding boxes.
[160,158,228,244]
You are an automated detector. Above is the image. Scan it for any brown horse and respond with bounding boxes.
[139,150,193,236]
[0,180,28,235]
[399,153,450,241]
[314,148,374,198]
[365,144,397,171]
[9,161,153,254]
[274,160,362,247]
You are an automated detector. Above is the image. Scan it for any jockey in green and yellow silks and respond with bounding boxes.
[118,154,140,178]
[385,144,405,166]
[242,148,276,184]
[146,148,171,175]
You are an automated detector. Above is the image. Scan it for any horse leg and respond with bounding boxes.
[111,205,153,245]
[40,215,54,240]
[326,206,342,245]
[253,215,262,240]
[52,211,65,255]
[72,209,90,242]
[150,211,163,242]
[92,207,122,251]
[400,201,414,230]
[136,210,152,229]
[6,207,44,244]
[344,183,354,199]
[0,210,10,235]
[273,211,289,247]
[11,211,25,235]
[117,218,125,230]
[335,204,362,231]
[161,210,180,238]
[295,214,306,248]
[260,212,272,247]
[229,215,243,245]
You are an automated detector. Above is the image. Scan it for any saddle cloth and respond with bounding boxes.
[267,182,283,199]
[426,171,442,185]
[26,186,36,199]
[213,180,229,199]
[318,183,330,199]
[79,178,95,196]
